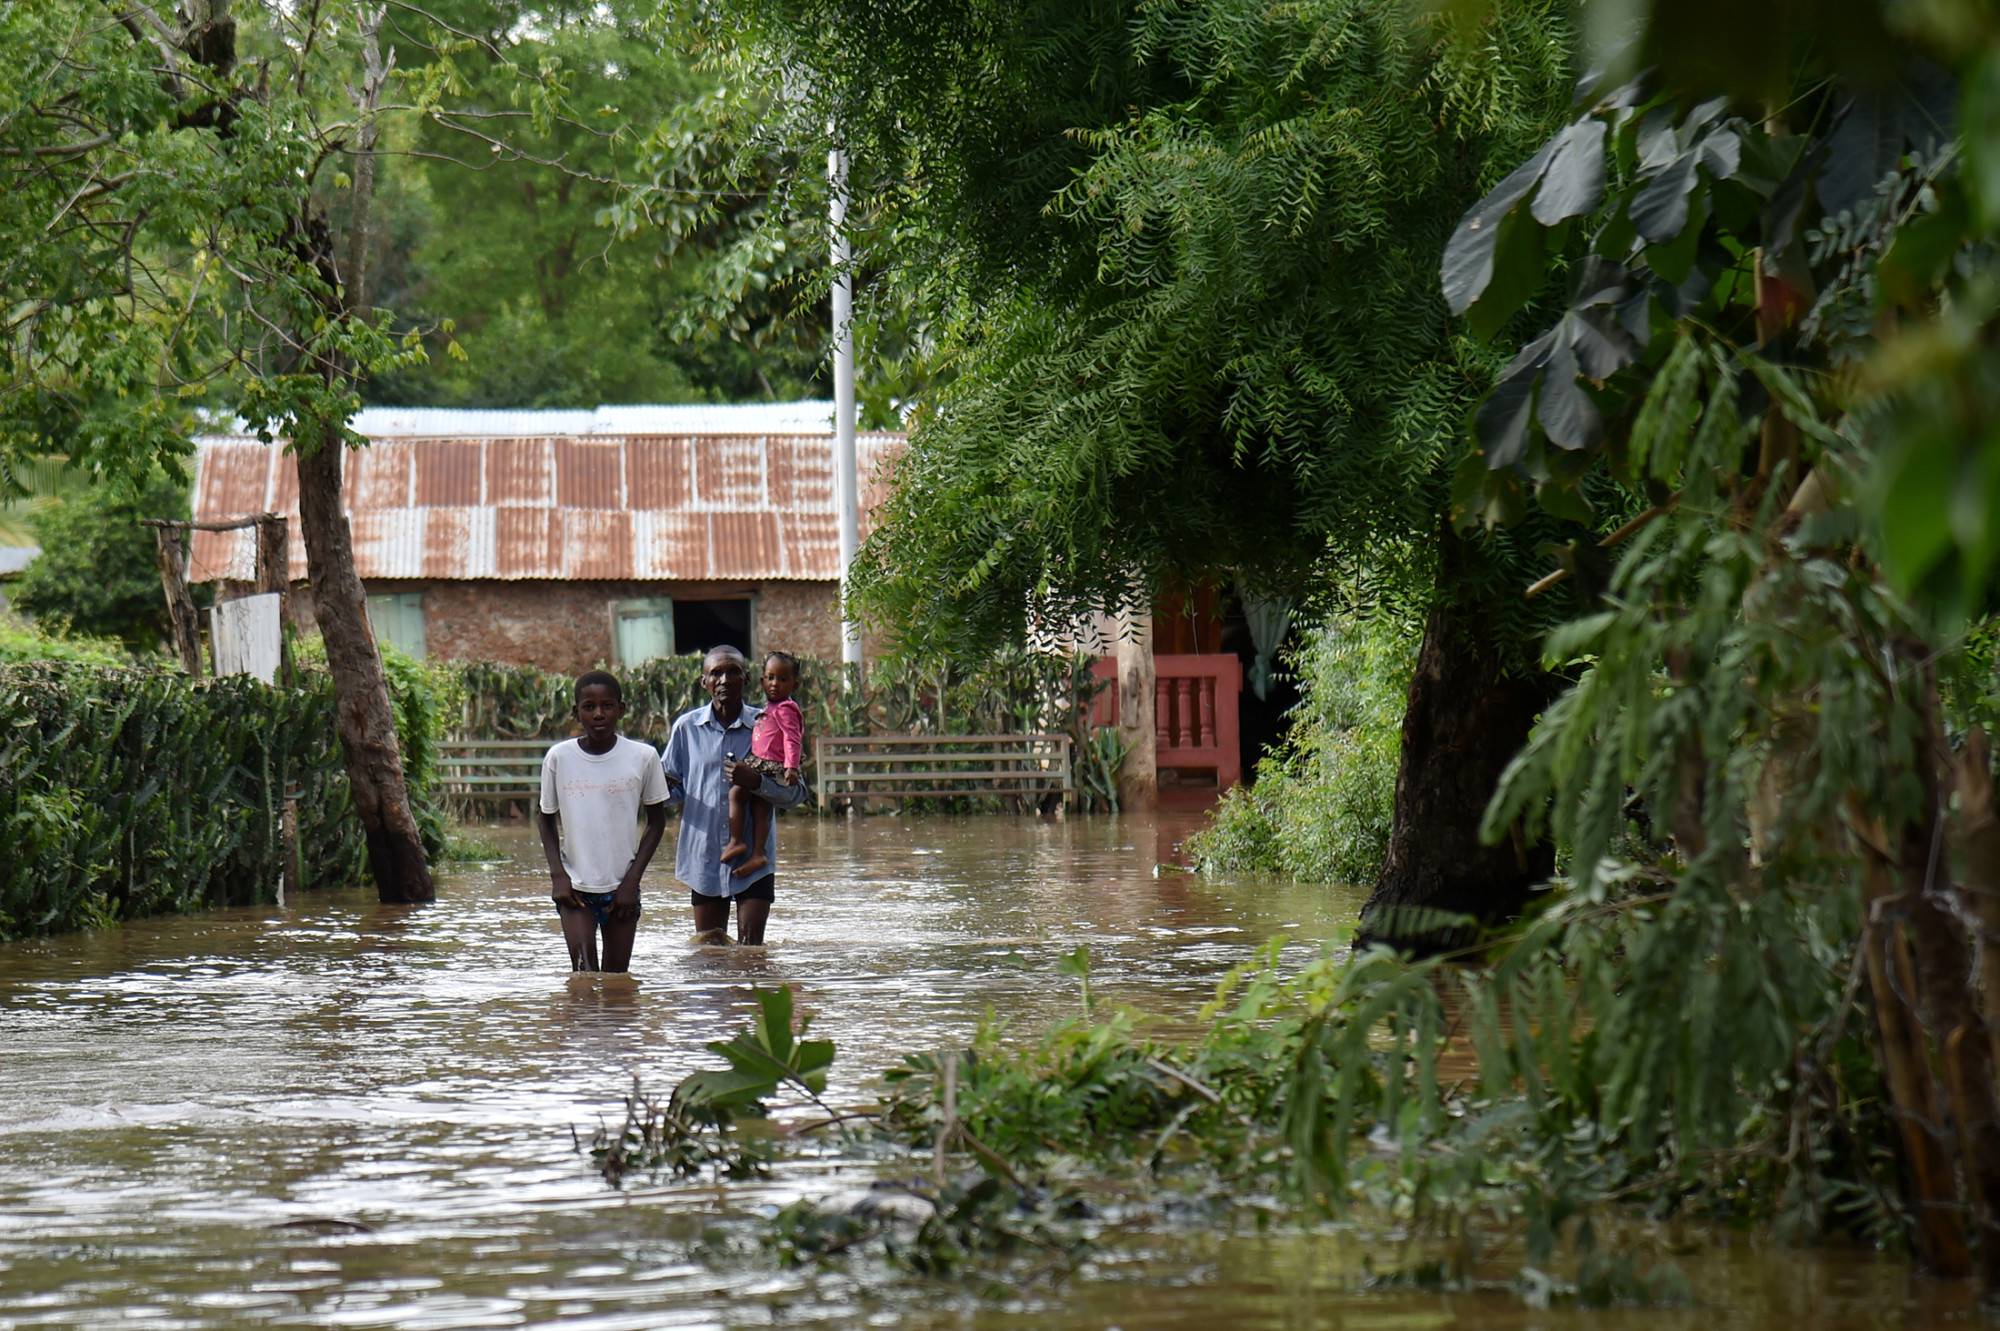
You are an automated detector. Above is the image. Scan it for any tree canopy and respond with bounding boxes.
[360,1,831,407]
[691,0,1581,653]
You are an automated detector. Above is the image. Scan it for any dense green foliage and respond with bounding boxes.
[0,664,362,940]
[1405,0,2000,1281]
[9,471,194,649]
[700,0,1576,652]
[362,2,828,407]
[0,653,461,940]
[1186,613,1413,883]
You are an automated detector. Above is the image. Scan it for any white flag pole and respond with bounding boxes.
[829,145,863,675]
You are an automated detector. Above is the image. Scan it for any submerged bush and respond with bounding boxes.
[1186,613,1414,883]
[593,927,1891,1296]
[0,657,452,940]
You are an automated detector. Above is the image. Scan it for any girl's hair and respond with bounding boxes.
[764,650,799,677]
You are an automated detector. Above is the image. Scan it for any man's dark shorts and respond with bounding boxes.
[572,889,637,927]
[691,875,774,909]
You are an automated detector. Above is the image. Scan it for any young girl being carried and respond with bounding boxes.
[720,650,804,879]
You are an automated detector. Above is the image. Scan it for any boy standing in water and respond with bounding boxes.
[538,671,670,972]
[719,651,804,880]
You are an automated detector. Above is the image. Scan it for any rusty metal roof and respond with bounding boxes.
[188,405,902,584]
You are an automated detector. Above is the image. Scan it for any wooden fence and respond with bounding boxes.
[440,738,557,812]
[815,734,1073,809]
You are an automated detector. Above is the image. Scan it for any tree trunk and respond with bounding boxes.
[295,434,433,904]
[152,525,204,677]
[1849,798,1974,1279]
[165,0,425,901]
[1358,539,1552,951]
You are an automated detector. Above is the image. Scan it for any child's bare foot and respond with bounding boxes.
[718,838,748,864]
[732,852,769,879]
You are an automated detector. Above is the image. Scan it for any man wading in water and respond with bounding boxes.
[661,646,809,944]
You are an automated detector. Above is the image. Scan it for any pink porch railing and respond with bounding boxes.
[1090,654,1243,800]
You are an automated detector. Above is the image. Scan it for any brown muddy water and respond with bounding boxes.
[0,813,1974,1328]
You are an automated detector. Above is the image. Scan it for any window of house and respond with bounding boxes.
[673,598,753,659]
[366,592,427,658]
[614,598,675,668]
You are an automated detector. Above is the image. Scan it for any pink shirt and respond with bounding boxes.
[751,698,804,768]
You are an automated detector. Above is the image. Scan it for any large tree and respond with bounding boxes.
[698,0,1579,937]
[0,1,650,902]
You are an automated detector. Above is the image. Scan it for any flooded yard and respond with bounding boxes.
[0,814,1964,1328]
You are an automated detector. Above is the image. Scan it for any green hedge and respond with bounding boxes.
[0,660,449,941]
[453,649,1120,808]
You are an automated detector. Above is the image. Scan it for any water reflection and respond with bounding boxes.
[0,812,1946,1328]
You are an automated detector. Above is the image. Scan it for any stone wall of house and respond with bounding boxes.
[303,578,843,675]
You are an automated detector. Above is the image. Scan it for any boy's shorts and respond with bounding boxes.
[572,889,637,926]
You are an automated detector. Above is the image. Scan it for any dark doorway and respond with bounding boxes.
[1217,594,1301,785]
[673,598,753,658]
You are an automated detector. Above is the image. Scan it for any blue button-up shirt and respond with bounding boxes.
[660,702,808,897]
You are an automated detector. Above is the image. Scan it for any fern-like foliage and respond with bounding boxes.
[691,0,1579,654]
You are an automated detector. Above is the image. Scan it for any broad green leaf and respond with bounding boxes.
[1477,368,1541,469]
[1874,434,1955,592]
[676,1066,778,1111]
[1642,191,1708,285]
[1466,204,1553,342]
[1531,119,1608,225]
[794,1039,836,1094]
[754,984,796,1063]
[1536,341,1600,452]
[1442,136,1558,316]
[1632,155,1700,246]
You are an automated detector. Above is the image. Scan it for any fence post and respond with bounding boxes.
[150,524,203,677]
[254,514,294,687]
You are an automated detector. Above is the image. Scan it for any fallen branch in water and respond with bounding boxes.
[780,1108,882,1135]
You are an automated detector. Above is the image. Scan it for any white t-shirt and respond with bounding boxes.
[538,736,670,890]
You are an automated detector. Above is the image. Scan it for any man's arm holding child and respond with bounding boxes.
[726,759,809,808]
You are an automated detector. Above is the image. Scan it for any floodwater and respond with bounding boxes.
[0,814,1972,1328]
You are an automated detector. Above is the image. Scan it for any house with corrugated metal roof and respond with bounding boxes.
[189,403,901,674]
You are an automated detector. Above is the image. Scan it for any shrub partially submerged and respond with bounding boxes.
[1,654,457,939]
[1186,613,1414,884]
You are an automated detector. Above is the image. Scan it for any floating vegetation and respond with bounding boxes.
[587,928,1904,1306]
